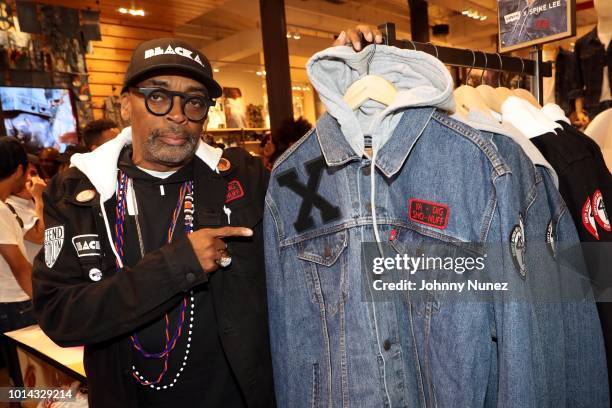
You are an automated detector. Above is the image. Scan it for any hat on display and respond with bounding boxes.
[122,38,222,98]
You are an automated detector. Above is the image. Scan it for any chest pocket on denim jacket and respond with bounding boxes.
[297,229,348,316]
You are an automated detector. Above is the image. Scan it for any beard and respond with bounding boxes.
[142,126,200,166]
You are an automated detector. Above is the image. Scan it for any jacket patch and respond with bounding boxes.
[510,213,527,279]
[72,234,102,257]
[546,218,556,259]
[276,156,341,233]
[88,268,103,282]
[408,199,450,229]
[592,190,611,232]
[582,196,600,240]
[225,180,245,203]
[44,226,64,268]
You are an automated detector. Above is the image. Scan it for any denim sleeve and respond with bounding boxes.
[264,194,288,406]
[555,206,609,407]
[489,170,609,407]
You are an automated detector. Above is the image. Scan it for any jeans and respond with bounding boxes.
[0,300,37,387]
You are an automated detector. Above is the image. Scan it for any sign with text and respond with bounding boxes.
[498,0,575,52]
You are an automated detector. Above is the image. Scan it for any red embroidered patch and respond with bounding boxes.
[582,196,600,240]
[408,199,450,229]
[225,180,245,203]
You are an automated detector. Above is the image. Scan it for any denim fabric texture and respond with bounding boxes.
[264,45,608,408]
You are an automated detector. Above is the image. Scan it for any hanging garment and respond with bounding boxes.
[554,47,577,117]
[264,44,608,408]
[572,27,612,119]
[529,120,612,395]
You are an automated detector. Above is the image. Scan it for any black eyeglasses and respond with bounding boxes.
[130,87,215,122]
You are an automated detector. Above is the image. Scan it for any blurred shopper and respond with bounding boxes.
[82,119,120,151]
[0,138,41,388]
[263,117,312,170]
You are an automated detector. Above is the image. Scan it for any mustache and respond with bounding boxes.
[149,126,199,141]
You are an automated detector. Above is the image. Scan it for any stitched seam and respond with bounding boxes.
[432,112,510,176]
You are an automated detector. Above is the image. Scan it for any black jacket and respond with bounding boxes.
[572,26,612,116]
[32,146,274,408]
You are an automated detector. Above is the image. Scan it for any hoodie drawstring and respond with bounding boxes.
[100,195,124,269]
[368,148,392,407]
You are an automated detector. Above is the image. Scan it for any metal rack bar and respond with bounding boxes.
[378,23,552,78]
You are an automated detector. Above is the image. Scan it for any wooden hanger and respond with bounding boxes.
[493,53,517,109]
[476,51,504,114]
[453,49,496,121]
[343,44,397,110]
[512,57,541,108]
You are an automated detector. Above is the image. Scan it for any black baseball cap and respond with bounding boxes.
[122,38,222,98]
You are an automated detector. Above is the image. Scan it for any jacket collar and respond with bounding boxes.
[585,26,603,46]
[317,106,436,178]
[70,126,222,202]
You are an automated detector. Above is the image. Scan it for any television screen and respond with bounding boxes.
[0,86,78,153]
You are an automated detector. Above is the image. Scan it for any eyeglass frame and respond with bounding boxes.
[129,87,216,122]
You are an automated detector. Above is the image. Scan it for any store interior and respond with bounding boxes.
[1,0,612,407]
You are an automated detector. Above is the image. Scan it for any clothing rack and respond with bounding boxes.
[378,23,552,104]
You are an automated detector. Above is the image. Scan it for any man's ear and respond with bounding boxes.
[120,92,131,122]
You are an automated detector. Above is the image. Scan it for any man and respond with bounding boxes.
[32,38,274,408]
[82,119,120,151]
[0,138,45,387]
[37,147,60,182]
[7,158,47,262]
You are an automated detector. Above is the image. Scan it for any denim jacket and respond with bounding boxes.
[264,45,608,407]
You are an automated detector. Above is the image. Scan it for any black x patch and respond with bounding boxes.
[276,156,341,233]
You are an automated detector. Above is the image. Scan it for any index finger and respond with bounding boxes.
[208,226,253,238]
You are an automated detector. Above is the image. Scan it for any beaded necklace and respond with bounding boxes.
[114,169,195,390]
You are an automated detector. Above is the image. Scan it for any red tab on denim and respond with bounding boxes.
[408,199,450,229]
[225,180,245,203]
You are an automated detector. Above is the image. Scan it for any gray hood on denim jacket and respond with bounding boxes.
[306,44,455,157]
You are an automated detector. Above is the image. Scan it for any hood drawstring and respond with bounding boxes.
[370,149,384,257]
[100,195,124,269]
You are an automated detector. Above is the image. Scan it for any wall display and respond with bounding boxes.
[498,0,576,52]
[0,86,78,152]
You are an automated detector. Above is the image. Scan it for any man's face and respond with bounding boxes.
[121,74,208,169]
[10,165,26,195]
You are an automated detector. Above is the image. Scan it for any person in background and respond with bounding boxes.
[6,157,47,263]
[82,119,120,151]
[263,117,312,170]
[0,138,44,388]
[38,147,61,182]
[57,145,90,174]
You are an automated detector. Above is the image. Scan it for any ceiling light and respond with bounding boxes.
[118,7,145,16]
[480,15,487,21]
[293,32,301,40]
[213,68,220,73]
[286,32,292,39]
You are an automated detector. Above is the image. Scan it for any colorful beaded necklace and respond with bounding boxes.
[114,169,195,390]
